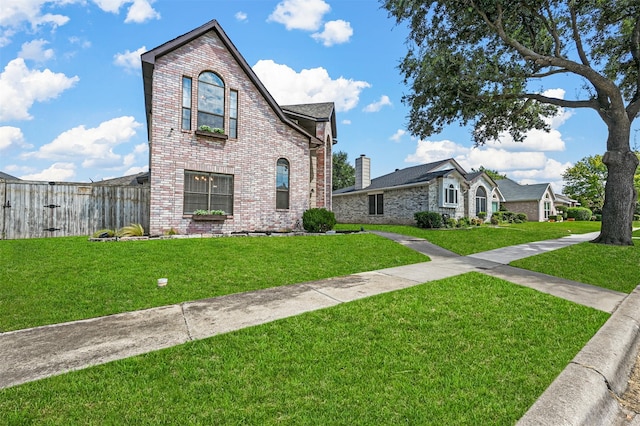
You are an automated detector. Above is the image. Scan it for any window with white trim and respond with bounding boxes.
[475,186,487,216]
[444,183,458,205]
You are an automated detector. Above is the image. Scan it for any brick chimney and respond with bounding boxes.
[355,154,371,190]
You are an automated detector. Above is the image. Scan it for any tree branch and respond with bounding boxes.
[523,93,598,109]
[569,2,591,67]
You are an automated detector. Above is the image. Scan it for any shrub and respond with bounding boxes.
[458,216,472,228]
[490,215,499,225]
[566,207,592,221]
[302,208,336,233]
[515,213,528,223]
[414,211,443,229]
[477,211,487,220]
[117,223,145,237]
[91,229,115,238]
[471,218,483,226]
[446,217,458,228]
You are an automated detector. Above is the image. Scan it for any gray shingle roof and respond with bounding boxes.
[335,159,460,193]
[0,171,19,180]
[497,178,552,201]
[281,103,334,120]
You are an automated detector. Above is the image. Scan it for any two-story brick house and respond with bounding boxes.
[141,20,335,235]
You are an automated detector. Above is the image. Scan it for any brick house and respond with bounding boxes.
[496,178,557,222]
[333,156,503,225]
[141,20,335,235]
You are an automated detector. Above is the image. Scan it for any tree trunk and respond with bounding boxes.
[592,121,638,246]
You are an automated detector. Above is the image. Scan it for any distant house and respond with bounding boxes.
[141,19,335,235]
[496,178,557,221]
[554,193,579,208]
[0,172,19,181]
[332,156,503,225]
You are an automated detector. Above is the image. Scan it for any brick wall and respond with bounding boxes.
[149,31,311,235]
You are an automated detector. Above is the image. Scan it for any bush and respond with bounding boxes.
[458,216,471,228]
[414,211,443,229]
[477,211,487,220]
[117,223,145,237]
[302,208,336,233]
[566,207,592,221]
[446,217,458,228]
[515,213,528,223]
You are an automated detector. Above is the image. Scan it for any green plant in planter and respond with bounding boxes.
[193,209,225,216]
[198,125,225,134]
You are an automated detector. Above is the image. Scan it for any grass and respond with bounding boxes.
[0,273,608,425]
[336,221,603,255]
[512,241,640,293]
[0,234,427,332]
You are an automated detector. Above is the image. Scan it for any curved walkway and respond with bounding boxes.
[1,231,639,424]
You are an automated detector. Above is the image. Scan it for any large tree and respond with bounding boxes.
[332,151,355,190]
[382,0,640,245]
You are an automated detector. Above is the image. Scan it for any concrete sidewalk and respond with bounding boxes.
[1,230,639,424]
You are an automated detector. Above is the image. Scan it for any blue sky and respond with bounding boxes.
[0,0,635,192]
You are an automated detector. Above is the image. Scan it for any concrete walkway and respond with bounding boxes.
[1,231,639,424]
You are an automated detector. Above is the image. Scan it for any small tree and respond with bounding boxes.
[332,151,355,191]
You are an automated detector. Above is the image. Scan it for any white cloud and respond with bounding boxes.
[0,126,30,150]
[342,119,351,125]
[0,0,70,43]
[125,0,160,23]
[268,0,330,31]
[19,162,76,181]
[235,11,248,22]
[25,116,142,170]
[91,0,160,23]
[122,165,148,176]
[311,19,352,46]
[389,129,405,143]
[252,59,370,112]
[18,39,55,62]
[0,58,79,121]
[113,46,146,72]
[363,95,392,113]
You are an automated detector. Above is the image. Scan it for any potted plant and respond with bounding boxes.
[192,209,228,221]
[196,125,228,140]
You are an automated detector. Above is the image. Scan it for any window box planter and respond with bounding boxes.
[192,214,228,222]
[195,130,228,141]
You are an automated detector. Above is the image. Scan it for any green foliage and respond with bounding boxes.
[414,211,443,229]
[492,211,527,224]
[471,166,507,181]
[198,125,224,134]
[562,155,607,213]
[566,207,593,221]
[477,211,487,220]
[332,151,356,190]
[193,209,225,215]
[302,208,336,232]
[117,223,145,237]
[445,217,457,228]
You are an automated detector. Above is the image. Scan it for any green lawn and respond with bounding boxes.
[0,273,608,425]
[0,234,427,332]
[335,221,603,255]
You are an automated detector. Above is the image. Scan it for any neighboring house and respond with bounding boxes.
[0,172,20,181]
[141,20,335,235]
[94,172,149,186]
[332,156,503,225]
[496,178,557,221]
[554,193,579,208]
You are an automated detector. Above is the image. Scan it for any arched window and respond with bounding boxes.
[276,158,290,209]
[475,186,487,216]
[445,183,458,204]
[198,72,225,131]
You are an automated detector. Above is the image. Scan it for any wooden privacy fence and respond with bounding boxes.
[0,180,150,239]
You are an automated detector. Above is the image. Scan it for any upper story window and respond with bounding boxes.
[181,77,192,131]
[198,72,225,131]
[229,89,238,138]
[276,158,290,209]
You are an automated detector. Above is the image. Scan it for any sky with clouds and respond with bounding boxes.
[0,0,635,192]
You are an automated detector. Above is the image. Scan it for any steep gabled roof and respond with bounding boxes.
[141,19,316,145]
[497,178,554,201]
